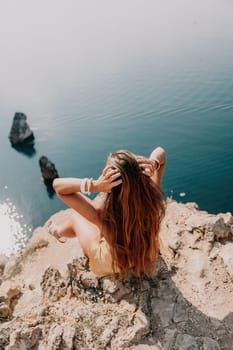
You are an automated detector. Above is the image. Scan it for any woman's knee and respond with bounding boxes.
[70,213,100,240]
[69,213,81,234]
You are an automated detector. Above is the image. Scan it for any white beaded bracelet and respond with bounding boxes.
[80,177,93,195]
[80,178,88,193]
[87,177,93,195]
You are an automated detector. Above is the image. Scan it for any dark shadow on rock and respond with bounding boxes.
[43,179,56,198]
[112,257,233,350]
[1,254,231,349]
[38,156,59,198]
[12,138,36,158]
[37,255,233,349]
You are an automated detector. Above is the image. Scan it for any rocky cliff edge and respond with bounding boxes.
[0,200,232,350]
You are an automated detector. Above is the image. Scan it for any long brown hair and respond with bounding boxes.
[101,150,165,278]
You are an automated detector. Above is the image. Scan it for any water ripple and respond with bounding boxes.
[0,198,31,256]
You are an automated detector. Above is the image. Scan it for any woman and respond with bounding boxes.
[48,147,166,278]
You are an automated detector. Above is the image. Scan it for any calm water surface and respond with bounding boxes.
[0,0,233,254]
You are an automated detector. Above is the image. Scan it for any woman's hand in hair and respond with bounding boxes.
[136,156,156,177]
[93,165,122,193]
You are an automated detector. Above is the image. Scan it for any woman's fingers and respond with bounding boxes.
[99,166,122,192]
[138,158,156,176]
[138,159,154,168]
[139,163,153,171]
[139,163,154,176]
[102,165,119,177]
[111,178,122,188]
[105,168,119,179]
[102,165,112,176]
[47,221,67,243]
[110,172,121,181]
[137,157,155,172]
[142,168,153,176]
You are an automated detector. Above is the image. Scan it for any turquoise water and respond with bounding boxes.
[0,0,233,254]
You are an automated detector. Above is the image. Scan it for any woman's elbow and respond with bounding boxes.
[157,147,167,166]
[52,178,73,196]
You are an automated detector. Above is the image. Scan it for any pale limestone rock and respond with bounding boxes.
[219,243,233,279]
[62,326,76,350]
[6,287,22,311]
[99,317,119,347]
[113,310,149,348]
[8,326,41,350]
[0,303,12,318]
[40,267,66,301]
[28,283,35,290]
[0,332,9,349]
[111,283,132,302]
[82,327,93,346]
[13,289,42,317]
[102,277,118,294]
[47,325,63,349]
[220,212,233,224]
[6,287,22,301]
[127,310,150,341]
[207,217,232,241]
[79,271,98,289]
[0,255,9,275]
[0,295,6,303]
[95,315,106,328]
[209,248,219,261]
[119,299,136,313]
[182,249,210,279]
[0,201,233,350]
[185,202,199,210]
[3,256,22,279]
[159,224,182,255]
[186,229,203,249]
[185,213,211,229]
[167,228,182,252]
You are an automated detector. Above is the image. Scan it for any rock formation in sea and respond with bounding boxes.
[39,156,59,182]
[8,112,35,146]
[0,200,232,349]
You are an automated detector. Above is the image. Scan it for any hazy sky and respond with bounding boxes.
[0,0,232,114]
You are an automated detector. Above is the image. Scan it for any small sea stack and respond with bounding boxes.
[9,112,35,146]
[39,156,59,182]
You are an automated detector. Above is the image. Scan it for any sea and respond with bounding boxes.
[0,0,233,255]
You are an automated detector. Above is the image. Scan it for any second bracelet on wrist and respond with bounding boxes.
[80,177,93,195]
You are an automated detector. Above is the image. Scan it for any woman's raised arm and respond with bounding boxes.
[136,147,166,188]
[52,167,122,227]
[53,177,102,227]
